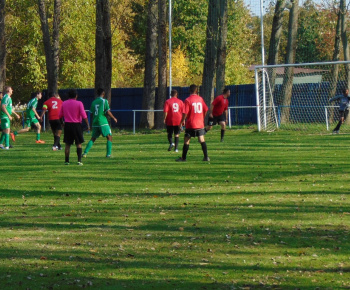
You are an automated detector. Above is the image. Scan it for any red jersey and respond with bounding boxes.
[212,94,229,117]
[183,94,208,129]
[43,97,63,120]
[164,97,184,126]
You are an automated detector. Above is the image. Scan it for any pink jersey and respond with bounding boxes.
[164,97,184,126]
[183,94,208,129]
[212,94,228,117]
[59,99,87,123]
[43,97,63,120]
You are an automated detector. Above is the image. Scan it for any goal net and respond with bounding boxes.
[255,61,350,133]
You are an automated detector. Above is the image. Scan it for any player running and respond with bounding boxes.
[0,86,20,150]
[163,89,183,152]
[13,91,45,143]
[40,92,63,150]
[176,84,209,162]
[82,88,118,158]
[329,88,350,134]
[205,88,230,142]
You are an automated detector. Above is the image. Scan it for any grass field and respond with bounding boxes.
[0,128,349,289]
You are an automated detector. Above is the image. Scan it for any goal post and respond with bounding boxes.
[255,60,350,133]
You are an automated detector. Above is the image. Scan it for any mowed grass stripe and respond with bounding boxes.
[0,129,349,289]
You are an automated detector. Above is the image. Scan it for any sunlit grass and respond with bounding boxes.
[0,129,349,289]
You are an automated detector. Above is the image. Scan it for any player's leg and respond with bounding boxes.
[205,117,214,132]
[333,111,344,133]
[65,144,71,164]
[176,130,192,161]
[83,127,100,156]
[219,121,226,142]
[197,130,209,161]
[76,143,83,164]
[106,134,112,157]
[167,126,174,151]
[174,126,181,152]
[3,127,10,149]
[34,122,45,143]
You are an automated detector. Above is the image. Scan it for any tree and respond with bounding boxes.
[281,0,299,123]
[202,0,220,106]
[0,0,5,91]
[38,0,61,94]
[155,0,167,129]
[95,0,112,102]
[340,0,350,89]
[140,0,157,129]
[216,0,228,94]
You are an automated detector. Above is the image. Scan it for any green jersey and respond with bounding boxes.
[26,97,38,119]
[90,97,110,127]
[0,94,13,119]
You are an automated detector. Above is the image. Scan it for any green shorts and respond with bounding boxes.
[25,117,39,127]
[92,125,112,139]
[0,118,10,130]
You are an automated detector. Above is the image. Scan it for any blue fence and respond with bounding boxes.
[38,85,257,129]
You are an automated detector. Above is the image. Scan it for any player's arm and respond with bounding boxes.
[225,109,228,124]
[32,107,41,120]
[163,112,168,124]
[107,110,117,123]
[180,113,187,127]
[40,105,47,121]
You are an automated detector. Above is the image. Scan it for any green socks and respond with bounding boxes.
[36,133,40,141]
[84,140,94,154]
[0,133,4,144]
[107,140,112,156]
[4,133,9,147]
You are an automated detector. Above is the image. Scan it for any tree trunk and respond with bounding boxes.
[95,0,112,103]
[38,0,60,95]
[202,0,220,106]
[155,0,167,129]
[340,0,350,89]
[140,0,157,129]
[216,0,228,94]
[0,0,5,91]
[329,9,341,100]
[281,0,299,123]
[267,0,286,66]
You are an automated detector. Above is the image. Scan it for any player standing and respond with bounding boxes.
[205,88,230,142]
[0,86,20,150]
[329,88,350,134]
[176,84,209,162]
[59,89,90,165]
[82,88,118,158]
[13,91,45,143]
[40,92,63,150]
[163,89,183,152]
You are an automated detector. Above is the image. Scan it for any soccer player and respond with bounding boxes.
[82,88,117,158]
[163,89,183,152]
[40,92,63,150]
[0,86,20,150]
[329,88,350,134]
[206,88,230,142]
[13,91,45,143]
[176,84,209,162]
[59,89,90,165]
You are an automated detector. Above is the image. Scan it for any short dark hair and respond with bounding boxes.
[4,86,11,93]
[68,89,77,99]
[189,84,197,94]
[97,88,105,96]
[171,89,178,97]
[223,88,230,94]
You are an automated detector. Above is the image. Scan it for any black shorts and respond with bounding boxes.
[49,119,63,131]
[63,122,84,145]
[208,113,226,126]
[185,128,206,138]
[167,125,181,135]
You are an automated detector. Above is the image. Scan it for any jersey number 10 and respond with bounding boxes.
[192,102,203,113]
